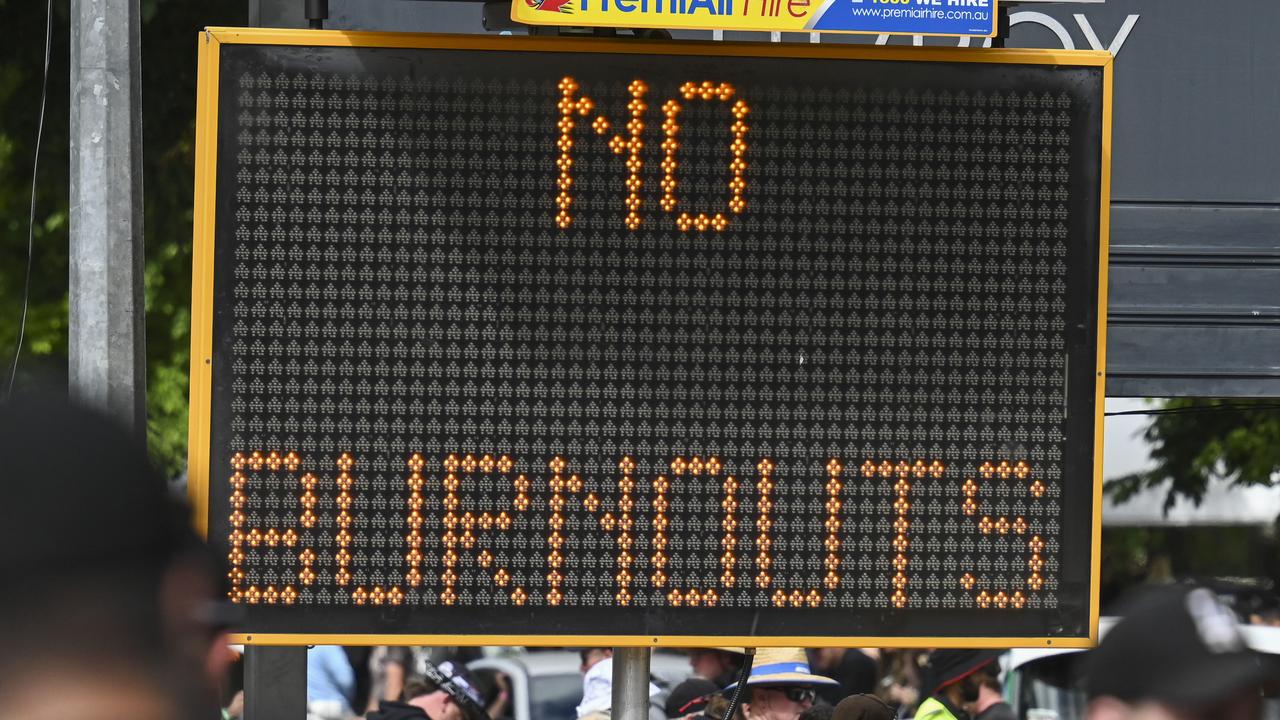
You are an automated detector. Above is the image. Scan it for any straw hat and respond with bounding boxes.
[724,648,840,690]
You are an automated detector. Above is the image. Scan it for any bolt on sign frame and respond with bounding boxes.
[189,27,1112,648]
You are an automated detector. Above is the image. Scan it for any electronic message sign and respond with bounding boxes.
[190,29,1112,647]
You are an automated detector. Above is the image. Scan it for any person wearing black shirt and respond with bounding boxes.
[807,649,878,706]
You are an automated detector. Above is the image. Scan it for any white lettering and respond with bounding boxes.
[874,7,1137,55]
[1075,13,1139,56]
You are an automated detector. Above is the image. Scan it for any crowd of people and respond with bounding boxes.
[293,603,1280,720]
[290,644,948,720]
[4,395,1279,720]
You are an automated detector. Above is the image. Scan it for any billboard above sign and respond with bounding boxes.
[190,29,1110,647]
[511,0,997,38]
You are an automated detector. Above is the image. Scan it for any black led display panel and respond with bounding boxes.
[192,30,1111,646]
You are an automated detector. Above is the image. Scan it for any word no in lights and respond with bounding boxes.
[556,78,749,232]
[227,451,1049,612]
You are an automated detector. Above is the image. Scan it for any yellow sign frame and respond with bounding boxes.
[190,27,1112,648]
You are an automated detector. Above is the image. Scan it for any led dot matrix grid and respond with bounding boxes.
[202,35,1107,643]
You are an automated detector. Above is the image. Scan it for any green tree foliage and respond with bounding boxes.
[0,0,243,477]
[0,1,70,385]
[1107,399,1280,512]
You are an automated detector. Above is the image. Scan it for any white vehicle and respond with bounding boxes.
[469,650,693,720]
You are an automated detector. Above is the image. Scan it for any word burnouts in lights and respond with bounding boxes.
[194,31,1109,645]
[223,451,1050,615]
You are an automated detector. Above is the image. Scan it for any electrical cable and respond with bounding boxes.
[719,648,755,720]
[5,0,54,399]
[1104,404,1280,417]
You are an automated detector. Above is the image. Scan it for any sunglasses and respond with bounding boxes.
[771,687,818,704]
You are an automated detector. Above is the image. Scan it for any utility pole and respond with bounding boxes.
[69,0,147,433]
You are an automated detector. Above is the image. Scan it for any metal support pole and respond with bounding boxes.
[305,0,329,29]
[244,646,308,720]
[69,0,147,433]
[612,647,652,720]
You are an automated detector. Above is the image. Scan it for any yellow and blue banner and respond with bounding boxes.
[512,0,997,38]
